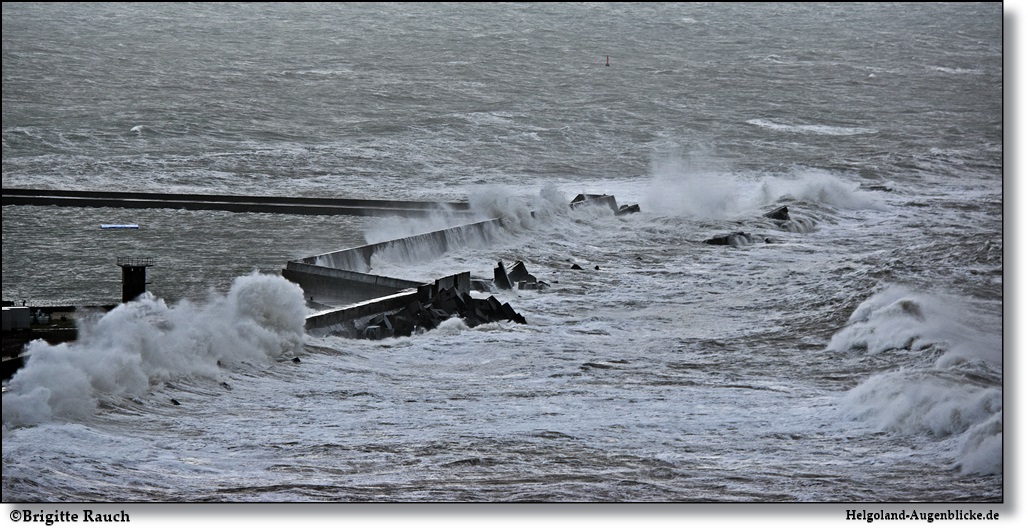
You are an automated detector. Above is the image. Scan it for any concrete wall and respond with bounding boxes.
[282,262,424,306]
[286,198,618,331]
[301,271,471,332]
[305,289,422,332]
[301,217,504,273]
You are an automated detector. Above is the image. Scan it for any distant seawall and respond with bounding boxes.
[1,188,473,218]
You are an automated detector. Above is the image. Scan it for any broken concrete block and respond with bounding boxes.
[391,314,415,336]
[470,278,492,292]
[500,302,527,324]
[494,261,513,290]
[486,296,503,315]
[507,261,536,283]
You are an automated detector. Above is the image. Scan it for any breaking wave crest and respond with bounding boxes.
[2,273,307,428]
[842,370,1001,475]
[827,285,1000,364]
[830,286,1002,475]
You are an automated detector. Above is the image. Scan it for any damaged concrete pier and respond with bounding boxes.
[282,193,636,337]
[281,217,517,337]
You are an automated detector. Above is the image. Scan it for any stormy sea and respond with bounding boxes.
[1,2,1012,523]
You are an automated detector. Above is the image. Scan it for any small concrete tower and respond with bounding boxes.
[117,257,154,303]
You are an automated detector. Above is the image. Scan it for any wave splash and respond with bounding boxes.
[361,184,571,247]
[641,156,883,220]
[2,273,307,429]
[830,285,1002,475]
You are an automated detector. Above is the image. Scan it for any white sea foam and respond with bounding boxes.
[927,65,982,75]
[747,118,878,136]
[1,273,307,428]
[834,285,1002,475]
[842,370,1002,475]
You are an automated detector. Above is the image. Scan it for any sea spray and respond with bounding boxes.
[641,155,882,219]
[2,273,307,428]
[642,156,750,220]
[363,204,480,245]
[775,169,884,212]
[362,186,571,275]
[467,185,570,230]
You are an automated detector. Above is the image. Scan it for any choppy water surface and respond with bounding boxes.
[2,2,1003,507]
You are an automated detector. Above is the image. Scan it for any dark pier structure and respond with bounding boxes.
[117,257,154,303]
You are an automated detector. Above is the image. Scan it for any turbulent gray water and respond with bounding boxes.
[2,3,1003,504]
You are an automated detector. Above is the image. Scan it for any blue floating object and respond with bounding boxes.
[101,224,139,229]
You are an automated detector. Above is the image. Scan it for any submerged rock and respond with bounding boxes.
[704,232,758,246]
[616,203,641,216]
[764,206,790,221]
